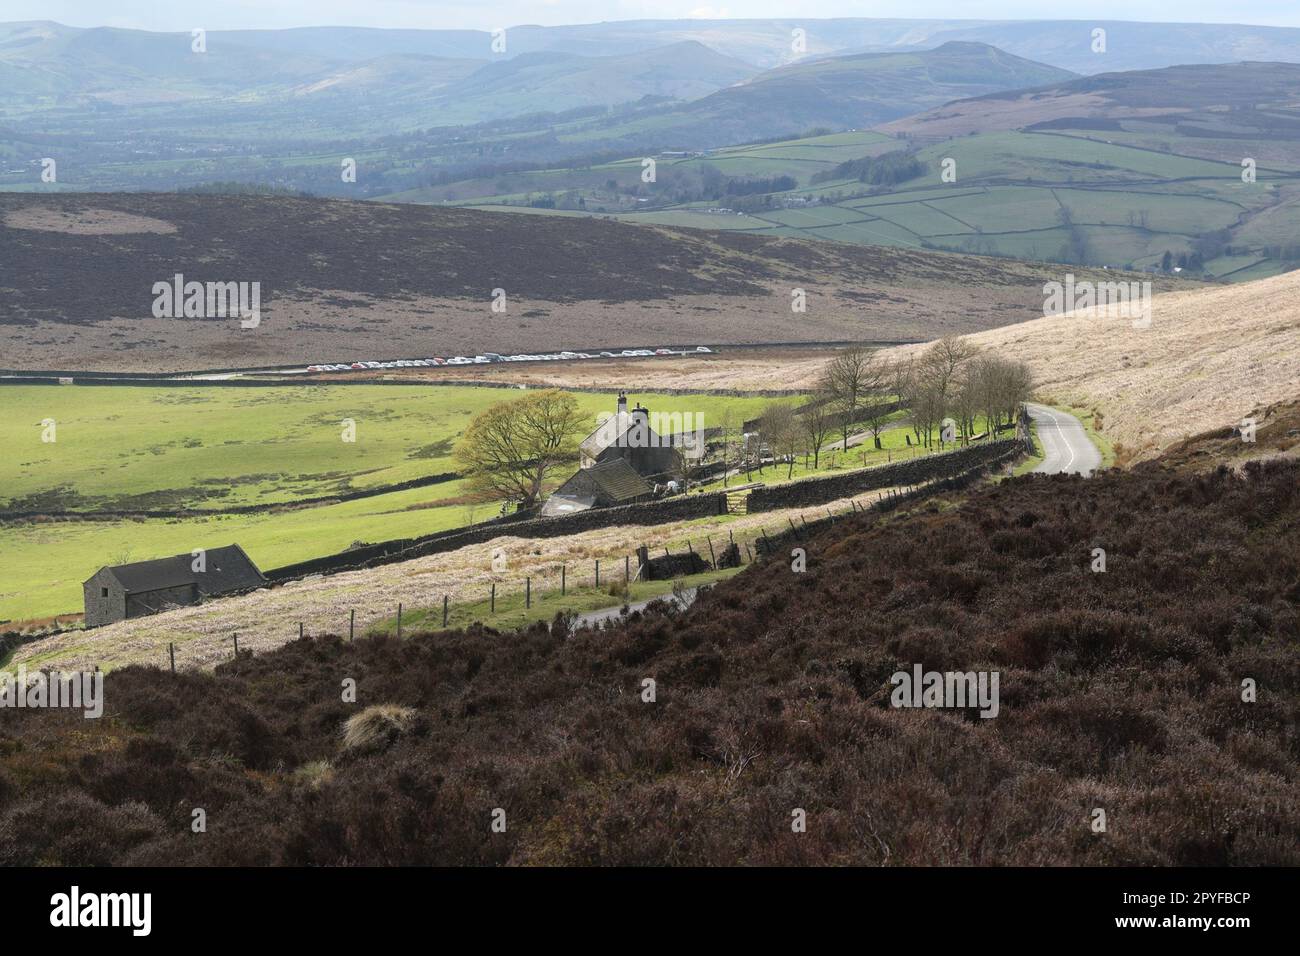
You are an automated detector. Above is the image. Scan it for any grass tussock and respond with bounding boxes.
[340,705,419,755]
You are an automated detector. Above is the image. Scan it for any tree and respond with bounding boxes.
[824,346,884,450]
[715,409,739,488]
[799,391,836,469]
[759,401,802,479]
[861,366,898,450]
[454,389,584,509]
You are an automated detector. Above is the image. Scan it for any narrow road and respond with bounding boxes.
[573,587,698,629]
[1026,403,1103,476]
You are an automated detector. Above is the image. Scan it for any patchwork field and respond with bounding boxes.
[0,383,775,622]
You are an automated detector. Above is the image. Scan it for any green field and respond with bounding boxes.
[0,384,776,623]
[428,125,1299,278]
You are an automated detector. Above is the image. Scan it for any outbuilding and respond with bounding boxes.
[83,544,265,628]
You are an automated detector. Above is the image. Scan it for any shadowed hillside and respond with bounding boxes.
[2,446,1296,865]
[0,192,1177,372]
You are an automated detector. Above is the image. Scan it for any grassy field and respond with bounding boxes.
[1,384,772,512]
[0,383,776,623]
[429,124,1297,278]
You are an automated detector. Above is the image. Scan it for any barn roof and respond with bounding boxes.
[95,544,265,596]
[583,458,654,502]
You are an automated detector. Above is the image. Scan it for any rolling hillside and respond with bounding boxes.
[883,269,1300,463]
[438,60,1300,280]
[0,192,1184,372]
[546,42,1075,151]
[40,17,1300,74]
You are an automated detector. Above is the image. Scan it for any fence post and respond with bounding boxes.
[349,608,355,641]
[526,577,531,610]
[744,543,754,563]
[397,602,402,639]
[491,582,496,614]
[595,559,600,588]
[168,642,175,673]
[299,621,304,640]
[624,554,629,585]
[443,595,449,627]
[232,633,239,657]
[561,564,566,596]
[706,536,717,569]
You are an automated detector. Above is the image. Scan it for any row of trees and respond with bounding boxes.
[750,339,1034,478]
[450,339,1034,506]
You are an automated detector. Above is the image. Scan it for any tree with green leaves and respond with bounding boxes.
[454,389,584,509]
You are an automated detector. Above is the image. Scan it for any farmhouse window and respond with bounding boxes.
[102,587,109,597]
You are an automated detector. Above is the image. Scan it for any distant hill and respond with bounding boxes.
[192,18,1300,74]
[558,42,1076,150]
[428,62,1300,281]
[0,192,1179,372]
[881,60,1300,144]
[0,23,757,130]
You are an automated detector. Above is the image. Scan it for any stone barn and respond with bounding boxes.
[83,544,266,628]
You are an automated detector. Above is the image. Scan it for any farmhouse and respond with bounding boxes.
[539,458,654,516]
[83,544,266,628]
[579,392,677,477]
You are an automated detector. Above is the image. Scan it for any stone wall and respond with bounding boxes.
[746,440,1020,512]
[267,491,727,581]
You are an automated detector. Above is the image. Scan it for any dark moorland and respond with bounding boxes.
[1,432,1296,865]
[0,193,1182,372]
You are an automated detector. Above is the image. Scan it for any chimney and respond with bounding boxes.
[631,402,649,425]
[617,392,628,417]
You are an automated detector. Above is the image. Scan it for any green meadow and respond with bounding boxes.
[0,384,776,622]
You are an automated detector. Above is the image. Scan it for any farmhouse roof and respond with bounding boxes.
[580,395,659,459]
[583,458,654,502]
[95,544,266,595]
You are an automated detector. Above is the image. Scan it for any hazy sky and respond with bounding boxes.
[8,1,1300,31]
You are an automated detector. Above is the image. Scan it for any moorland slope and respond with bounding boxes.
[0,192,1170,372]
[3,443,1296,865]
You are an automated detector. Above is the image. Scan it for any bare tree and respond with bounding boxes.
[799,390,836,468]
[759,401,802,480]
[824,345,885,450]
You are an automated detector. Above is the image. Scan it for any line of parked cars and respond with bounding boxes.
[305,346,713,374]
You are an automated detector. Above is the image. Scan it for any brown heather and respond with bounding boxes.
[0,450,1296,865]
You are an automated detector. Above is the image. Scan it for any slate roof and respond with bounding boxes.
[583,458,654,502]
[97,544,265,596]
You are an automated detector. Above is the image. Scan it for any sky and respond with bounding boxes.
[6,1,1300,31]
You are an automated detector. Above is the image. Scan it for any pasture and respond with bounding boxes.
[0,383,775,622]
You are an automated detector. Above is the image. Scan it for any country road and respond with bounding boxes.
[1026,403,1103,476]
[574,587,699,629]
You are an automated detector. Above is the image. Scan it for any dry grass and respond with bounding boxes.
[882,270,1300,463]
[341,705,418,754]
[378,348,839,392]
[2,207,177,235]
[519,270,1300,464]
[10,486,900,674]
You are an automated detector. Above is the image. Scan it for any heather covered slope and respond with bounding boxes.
[2,453,1296,865]
[0,193,1170,372]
